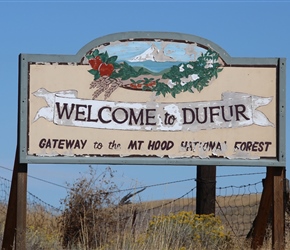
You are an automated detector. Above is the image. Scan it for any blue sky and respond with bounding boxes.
[0,1,289,208]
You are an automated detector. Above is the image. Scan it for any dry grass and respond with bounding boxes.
[0,193,288,249]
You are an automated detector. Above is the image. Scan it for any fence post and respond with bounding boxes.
[196,165,216,215]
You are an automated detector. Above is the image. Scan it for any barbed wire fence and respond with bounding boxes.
[0,167,265,241]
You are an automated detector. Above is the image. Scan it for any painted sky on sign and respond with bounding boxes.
[0,1,289,208]
[97,41,206,62]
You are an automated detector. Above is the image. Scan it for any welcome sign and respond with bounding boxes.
[19,32,286,165]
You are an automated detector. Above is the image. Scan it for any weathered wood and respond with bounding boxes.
[15,163,27,250]
[251,167,274,249]
[272,167,285,250]
[2,149,19,250]
[196,165,216,215]
[2,148,27,250]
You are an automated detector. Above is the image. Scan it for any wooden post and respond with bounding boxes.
[251,167,285,250]
[251,167,274,249]
[272,167,285,250]
[15,162,27,250]
[2,149,19,250]
[196,165,216,215]
[2,148,27,250]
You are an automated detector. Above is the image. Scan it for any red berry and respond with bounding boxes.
[99,63,114,77]
[89,56,102,70]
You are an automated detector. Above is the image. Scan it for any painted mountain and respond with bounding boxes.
[128,44,175,62]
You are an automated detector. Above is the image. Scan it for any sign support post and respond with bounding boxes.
[251,167,285,249]
[2,147,27,250]
[196,166,216,215]
[273,167,285,250]
[15,161,27,250]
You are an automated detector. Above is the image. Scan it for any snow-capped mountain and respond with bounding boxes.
[128,44,175,62]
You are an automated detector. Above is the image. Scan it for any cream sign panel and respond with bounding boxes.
[27,36,277,160]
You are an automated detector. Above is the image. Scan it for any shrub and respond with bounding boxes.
[58,166,126,249]
[146,211,232,249]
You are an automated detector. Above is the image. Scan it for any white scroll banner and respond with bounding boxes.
[33,88,274,132]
